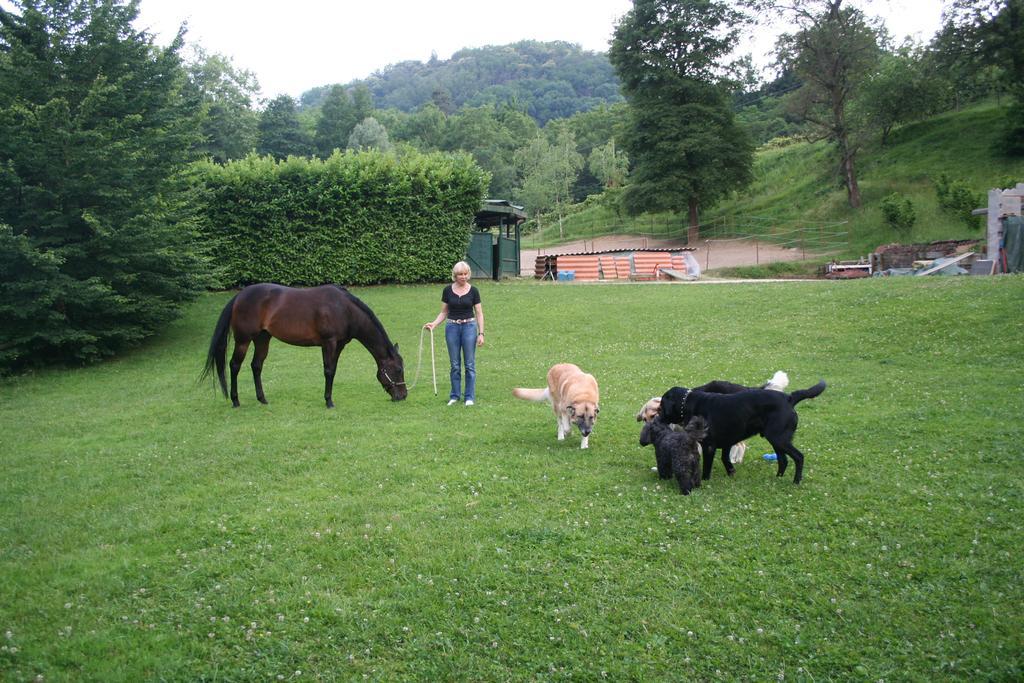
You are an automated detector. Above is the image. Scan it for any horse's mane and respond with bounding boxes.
[332,285,398,354]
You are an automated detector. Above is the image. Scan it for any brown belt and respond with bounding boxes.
[447,319,474,324]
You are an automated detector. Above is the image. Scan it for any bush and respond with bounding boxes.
[1000,101,1024,157]
[196,150,489,286]
[880,192,917,232]
[934,173,982,229]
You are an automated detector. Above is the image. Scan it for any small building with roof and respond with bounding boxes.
[468,199,527,279]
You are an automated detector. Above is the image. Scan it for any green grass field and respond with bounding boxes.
[2,277,1022,681]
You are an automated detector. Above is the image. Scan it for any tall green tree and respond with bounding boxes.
[314,85,357,156]
[257,94,313,159]
[185,47,260,163]
[515,128,583,237]
[588,138,629,188]
[859,46,949,145]
[0,0,211,372]
[774,0,883,207]
[351,84,375,123]
[610,0,754,241]
[443,104,537,198]
[401,103,448,151]
[563,103,629,199]
[941,0,1024,154]
[930,14,1000,108]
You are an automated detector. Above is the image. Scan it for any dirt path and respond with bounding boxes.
[520,234,809,276]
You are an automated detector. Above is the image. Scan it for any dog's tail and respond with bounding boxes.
[764,370,789,392]
[512,387,550,402]
[788,380,826,405]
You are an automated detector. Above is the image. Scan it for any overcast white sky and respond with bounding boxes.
[131,0,947,101]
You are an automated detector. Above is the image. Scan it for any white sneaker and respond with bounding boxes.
[465,400,474,406]
[447,399,458,406]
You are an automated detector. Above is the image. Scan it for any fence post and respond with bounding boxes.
[988,188,1003,272]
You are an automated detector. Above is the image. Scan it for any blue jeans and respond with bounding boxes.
[445,321,477,401]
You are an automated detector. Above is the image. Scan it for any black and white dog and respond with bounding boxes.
[660,380,826,484]
[640,415,708,495]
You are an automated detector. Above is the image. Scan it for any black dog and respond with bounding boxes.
[660,380,826,484]
[696,370,789,396]
[640,415,708,495]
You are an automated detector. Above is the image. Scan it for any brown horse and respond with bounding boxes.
[202,284,407,407]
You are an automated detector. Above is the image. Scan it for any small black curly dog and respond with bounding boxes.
[660,380,826,484]
[639,415,708,495]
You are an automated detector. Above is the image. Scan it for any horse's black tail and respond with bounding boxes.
[788,380,826,406]
[200,294,237,398]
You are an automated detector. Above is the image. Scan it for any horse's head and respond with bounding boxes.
[378,345,407,401]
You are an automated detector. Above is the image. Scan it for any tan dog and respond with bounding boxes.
[636,396,662,423]
[513,363,600,449]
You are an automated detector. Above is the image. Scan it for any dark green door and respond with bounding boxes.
[467,232,493,278]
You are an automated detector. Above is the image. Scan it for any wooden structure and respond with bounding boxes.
[468,200,527,280]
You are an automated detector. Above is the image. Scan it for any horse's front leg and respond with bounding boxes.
[251,332,271,404]
[321,341,340,408]
[229,340,251,408]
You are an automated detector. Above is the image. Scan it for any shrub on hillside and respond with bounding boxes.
[880,193,917,233]
[1001,102,1024,157]
[196,150,489,286]
[934,173,982,229]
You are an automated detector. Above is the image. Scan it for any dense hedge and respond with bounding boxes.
[197,150,489,286]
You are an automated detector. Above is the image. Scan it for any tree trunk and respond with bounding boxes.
[840,138,862,209]
[687,197,700,244]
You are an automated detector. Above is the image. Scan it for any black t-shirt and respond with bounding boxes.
[442,284,481,320]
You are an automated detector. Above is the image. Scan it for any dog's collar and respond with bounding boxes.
[678,388,693,417]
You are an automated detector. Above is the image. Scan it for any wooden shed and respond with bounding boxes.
[468,200,527,279]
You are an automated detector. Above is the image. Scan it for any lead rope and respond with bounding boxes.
[429,326,437,395]
[409,326,438,395]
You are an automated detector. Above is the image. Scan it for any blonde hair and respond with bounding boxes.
[451,261,471,281]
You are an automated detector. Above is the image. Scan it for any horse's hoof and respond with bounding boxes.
[258,398,268,405]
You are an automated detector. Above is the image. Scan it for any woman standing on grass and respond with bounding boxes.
[424,261,485,406]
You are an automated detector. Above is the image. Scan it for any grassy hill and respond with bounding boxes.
[531,103,1024,262]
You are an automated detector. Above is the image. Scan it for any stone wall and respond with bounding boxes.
[872,239,979,270]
